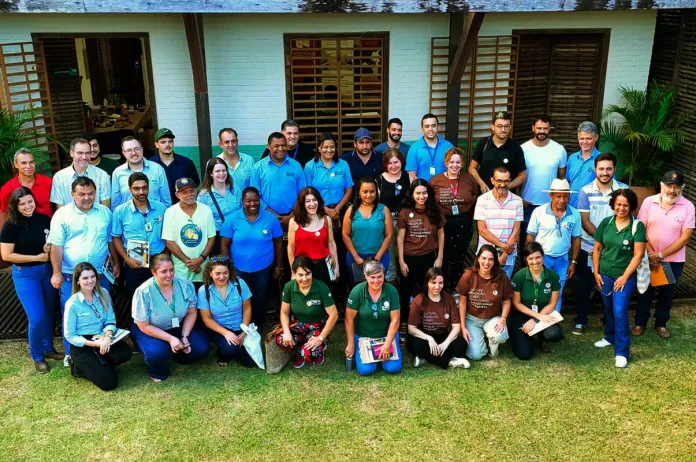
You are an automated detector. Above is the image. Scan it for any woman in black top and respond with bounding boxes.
[376,148,410,283]
[0,187,60,373]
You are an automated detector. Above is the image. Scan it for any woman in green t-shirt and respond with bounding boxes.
[592,189,647,369]
[276,256,338,368]
[509,242,563,360]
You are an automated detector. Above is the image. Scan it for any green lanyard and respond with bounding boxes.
[155,283,177,316]
[531,270,543,305]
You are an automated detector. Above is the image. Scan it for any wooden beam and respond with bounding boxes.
[445,13,465,144]
[183,13,212,169]
[448,12,485,85]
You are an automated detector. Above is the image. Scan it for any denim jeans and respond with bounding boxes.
[465,313,509,360]
[599,273,636,358]
[209,330,255,367]
[635,262,684,328]
[501,263,515,279]
[543,254,568,312]
[12,263,57,362]
[239,263,274,333]
[354,333,402,376]
[59,272,111,354]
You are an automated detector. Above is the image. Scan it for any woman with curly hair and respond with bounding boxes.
[197,256,255,367]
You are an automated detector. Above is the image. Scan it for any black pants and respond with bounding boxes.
[399,252,436,322]
[71,341,133,391]
[574,249,595,326]
[406,332,468,369]
[508,312,563,360]
[210,231,222,257]
[443,212,474,292]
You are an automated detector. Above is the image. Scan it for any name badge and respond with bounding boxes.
[429,167,436,175]
[145,222,153,232]
[451,205,459,215]
[531,304,539,313]
[171,317,180,328]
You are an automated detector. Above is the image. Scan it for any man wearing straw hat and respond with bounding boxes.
[525,179,582,312]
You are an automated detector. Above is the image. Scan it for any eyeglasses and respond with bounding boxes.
[210,256,230,262]
[372,303,379,319]
[555,222,563,237]
[123,147,143,154]
[495,125,511,130]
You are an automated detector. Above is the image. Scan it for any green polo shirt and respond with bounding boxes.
[594,216,647,278]
[511,267,561,309]
[346,282,400,338]
[281,279,334,323]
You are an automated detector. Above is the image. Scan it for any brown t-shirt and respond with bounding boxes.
[455,270,513,320]
[408,292,460,336]
[429,172,478,216]
[397,207,445,256]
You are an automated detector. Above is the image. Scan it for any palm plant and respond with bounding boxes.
[0,107,51,184]
[600,82,691,187]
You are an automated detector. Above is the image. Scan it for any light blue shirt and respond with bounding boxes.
[304,158,354,205]
[64,290,116,347]
[132,276,197,330]
[48,203,112,274]
[50,164,111,206]
[197,186,243,231]
[221,209,282,273]
[112,199,167,255]
[217,152,255,190]
[405,136,454,181]
[567,148,600,208]
[527,203,582,257]
[111,159,172,210]
[250,156,306,215]
[197,278,252,331]
[577,178,627,252]
[375,141,410,156]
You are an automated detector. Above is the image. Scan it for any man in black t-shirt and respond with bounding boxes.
[260,120,314,167]
[468,111,527,193]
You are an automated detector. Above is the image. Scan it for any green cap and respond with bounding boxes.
[155,128,175,141]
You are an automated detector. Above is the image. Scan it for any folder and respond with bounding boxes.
[650,263,676,287]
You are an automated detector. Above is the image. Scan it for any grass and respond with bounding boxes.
[1,304,695,462]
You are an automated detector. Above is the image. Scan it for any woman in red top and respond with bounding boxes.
[288,187,340,287]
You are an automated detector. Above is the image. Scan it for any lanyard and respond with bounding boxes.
[425,137,439,166]
[531,271,543,304]
[289,144,299,160]
[155,283,177,315]
[448,175,459,198]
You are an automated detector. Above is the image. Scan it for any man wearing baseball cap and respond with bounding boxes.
[149,128,201,204]
[633,170,695,338]
[340,127,383,185]
[161,177,216,283]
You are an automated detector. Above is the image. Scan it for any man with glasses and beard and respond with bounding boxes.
[526,179,581,313]
[375,118,410,157]
[633,171,695,339]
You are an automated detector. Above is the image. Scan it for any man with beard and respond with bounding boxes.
[567,121,600,208]
[341,127,383,185]
[86,133,120,176]
[574,153,626,335]
[633,171,694,338]
[473,166,523,278]
[51,138,111,209]
[520,114,567,238]
[112,137,171,209]
[149,128,200,204]
[375,118,410,157]
[406,113,453,182]
[261,120,315,167]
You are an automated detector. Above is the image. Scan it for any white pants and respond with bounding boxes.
[465,314,509,360]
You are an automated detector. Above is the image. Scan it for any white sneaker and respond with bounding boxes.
[413,356,426,368]
[594,338,611,348]
[63,354,72,367]
[449,357,471,369]
[615,356,628,368]
[488,342,499,358]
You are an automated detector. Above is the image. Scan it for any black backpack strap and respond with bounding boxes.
[208,190,225,223]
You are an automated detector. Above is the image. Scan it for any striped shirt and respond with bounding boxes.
[50,164,111,206]
[473,190,524,259]
[577,178,627,252]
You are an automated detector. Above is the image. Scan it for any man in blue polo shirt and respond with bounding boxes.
[567,121,601,208]
[112,172,167,298]
[526,179,582,312]
[149,128,201,204]
[111,136,171,209]
[341,128,383,185]
[406,113,454,182]
[217,127,254,190]
[375,117,411,157]
[251,132,307,230]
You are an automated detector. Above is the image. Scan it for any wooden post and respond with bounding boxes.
[183,13,212,169]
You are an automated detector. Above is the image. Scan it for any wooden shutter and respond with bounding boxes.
[286,34,387,153]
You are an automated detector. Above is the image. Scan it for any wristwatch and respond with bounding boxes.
[570,260,577,265]
[658,252,664,260]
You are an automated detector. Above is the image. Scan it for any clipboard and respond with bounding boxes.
[650,263,676,287]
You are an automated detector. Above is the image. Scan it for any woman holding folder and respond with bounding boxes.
[509,242,564,359]
[64,262,132,390]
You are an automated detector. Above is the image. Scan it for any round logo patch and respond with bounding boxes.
[180,223,202,247]
[546,283,551,288]
[503,158,509,164]
[623,239,629,246]
[444,313,450,319]
[306,301,312,306]
[315,231,321,237]
[492,290,498,296]
[396,184,402,190]
[384,301,390,308]
[262,229,268,234]
[330,172,335,177]
[409,213,414,218]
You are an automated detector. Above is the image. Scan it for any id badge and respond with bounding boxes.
[451,205,459,215]
[171,317,180,328]
[429,166,436,176]
[531,304,539,313]
[144,222,153,233]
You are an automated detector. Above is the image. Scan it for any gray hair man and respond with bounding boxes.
[567,121,600,208]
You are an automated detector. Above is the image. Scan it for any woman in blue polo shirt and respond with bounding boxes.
[64,262,132,390]
[509,242,563,360]
[198,158,243,256]
[198,257,255,367]
[220,187,283,332]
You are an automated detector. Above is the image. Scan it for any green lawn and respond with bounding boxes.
[1,305,695,462]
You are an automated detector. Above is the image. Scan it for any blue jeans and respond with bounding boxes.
[239,263,274,332]
[12,263,57,362]
[501,263,515,279]
[354,333,402,376]
[543,254,568,312]
[599,273,636,358]
[130,322,210,380]
[346,251,390,285]
[574,249,595,326]
[59,272,111,354]
[209,330,256,367]
[635,261,684,328]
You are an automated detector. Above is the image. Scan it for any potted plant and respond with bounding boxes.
[600,81,691,206]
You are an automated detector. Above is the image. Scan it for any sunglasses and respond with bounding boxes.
[372,303,379,319]
[210,256,230,263]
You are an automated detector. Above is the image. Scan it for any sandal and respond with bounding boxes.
[217,360,229,367]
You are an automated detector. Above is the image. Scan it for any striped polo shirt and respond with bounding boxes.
[473,190,524,259]
[577,178,626,252]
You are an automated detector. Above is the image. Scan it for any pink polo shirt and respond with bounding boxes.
[637,194,695,262]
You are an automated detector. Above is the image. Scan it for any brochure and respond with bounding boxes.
[358,336,399,364]
[94,328,130,345]
[127,239,150,268]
